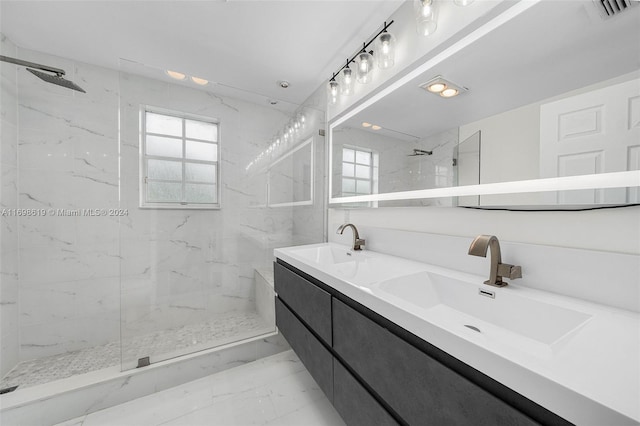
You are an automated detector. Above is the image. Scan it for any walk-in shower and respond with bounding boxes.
[0,34,324,419]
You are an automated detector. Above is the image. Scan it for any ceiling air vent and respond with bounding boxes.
[594,0,638,18]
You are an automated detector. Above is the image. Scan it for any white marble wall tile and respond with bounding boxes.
[0,120,18,167]
[9,43,311,365]
[20,241,119,284]
[1,33,19,377]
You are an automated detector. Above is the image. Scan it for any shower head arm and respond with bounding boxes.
[0,55,66,76]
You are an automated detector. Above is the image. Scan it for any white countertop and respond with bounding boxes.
[275,242,640,426]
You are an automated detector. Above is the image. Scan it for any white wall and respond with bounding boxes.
[0,34,20,377]
[330,205,640,255]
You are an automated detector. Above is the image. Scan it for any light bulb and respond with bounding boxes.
[327,79,340,105]
[341,67,354,96]
[356,51,374,84]
[415,0,438,36]
[190,76,208,86]
[440,88,459,98]
[166,70,186,80]
[428,82,447,93]
[375,32,396,69]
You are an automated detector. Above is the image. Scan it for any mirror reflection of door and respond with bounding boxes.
[540,78,640,205]
[456,131,481,207]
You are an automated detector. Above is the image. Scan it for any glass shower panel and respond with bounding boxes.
[1,39,123,390]
[117,62,311,370]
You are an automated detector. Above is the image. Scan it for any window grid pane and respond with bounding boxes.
[342,147,372,198]
[143,110,219,207]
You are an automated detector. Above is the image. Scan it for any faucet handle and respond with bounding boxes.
[497,263,522,280]
[353,238,365,250]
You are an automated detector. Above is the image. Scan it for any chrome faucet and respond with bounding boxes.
[337,223,365,251]
[468,234,522,287]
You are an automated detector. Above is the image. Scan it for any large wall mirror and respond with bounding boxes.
[329,1,640,208]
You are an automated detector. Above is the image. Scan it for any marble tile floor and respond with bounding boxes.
[1,310,274,391]
[55,350,346,426]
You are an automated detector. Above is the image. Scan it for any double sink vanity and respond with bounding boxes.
[273,231,639,426]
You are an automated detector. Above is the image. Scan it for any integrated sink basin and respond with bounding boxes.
[291,244,370,265]
[282,243,429,285]
[375,271,593,357]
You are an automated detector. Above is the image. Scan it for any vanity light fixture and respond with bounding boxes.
[327,78,340,105]
[420,76,467,98]
[327,21,395,106]
[340,61,355,96]
[166,70,186,80]
[355,46,375,84]
[190,76,208,86]
[415,0,438,36]
[375,29,396,69]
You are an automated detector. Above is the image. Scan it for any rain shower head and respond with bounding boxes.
[26,68,86,93]
[0,55,86,93]
[408,149,433,156]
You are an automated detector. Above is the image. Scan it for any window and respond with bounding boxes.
[341,147,374,196]
[141,108,220,208]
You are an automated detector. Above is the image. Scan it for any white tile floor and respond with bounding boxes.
[55,350,346,426]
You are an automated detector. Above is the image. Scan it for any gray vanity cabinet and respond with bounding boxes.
[332,298,539,426]
[274,298,334,401]
[274,262,332,344]
[274,260,571,426]
[333,359,399,426]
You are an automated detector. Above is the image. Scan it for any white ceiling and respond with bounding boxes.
[0,0,403,106]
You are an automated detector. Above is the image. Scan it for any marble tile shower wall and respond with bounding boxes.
[0,35,20,376]
[10,47,296,363]
[118,74,293,363]
[15,48,121,361]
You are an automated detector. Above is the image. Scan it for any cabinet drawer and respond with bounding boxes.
[274,262,332,344]
[275,298,333,402]
[333,359,399,426]
[332,298,539,426]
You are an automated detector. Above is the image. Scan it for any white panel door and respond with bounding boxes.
[540,77,640,204]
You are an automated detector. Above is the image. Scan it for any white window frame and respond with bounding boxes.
[341,146,375,197]
[140,106,221,209]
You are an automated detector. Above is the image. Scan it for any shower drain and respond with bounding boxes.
[464,325,481,333]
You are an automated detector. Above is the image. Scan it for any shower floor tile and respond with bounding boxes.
[0,310,273,391]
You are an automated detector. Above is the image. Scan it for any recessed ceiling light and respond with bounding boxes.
[420,75,467,99]
[268,99,278,105]
[371,125,382,130]
[278,80,290,89]
[166,70,186,80]
[191,76,209,86]
[440,88,459,98]
[427,82,447,93]
[362,122,372,127]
